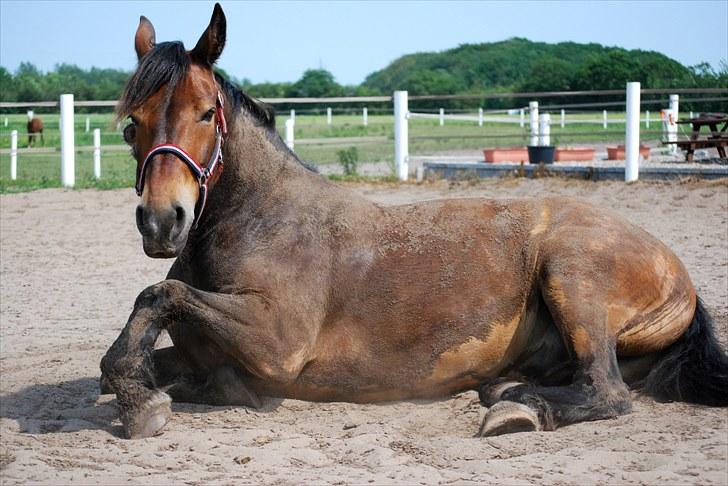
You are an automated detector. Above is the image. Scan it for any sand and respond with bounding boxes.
[1,178,727,485]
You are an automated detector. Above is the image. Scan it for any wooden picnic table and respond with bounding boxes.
[667,113,728,161]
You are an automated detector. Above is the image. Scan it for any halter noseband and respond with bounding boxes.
[135,91,228,229]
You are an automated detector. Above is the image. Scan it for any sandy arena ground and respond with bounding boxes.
[1,177,727,485]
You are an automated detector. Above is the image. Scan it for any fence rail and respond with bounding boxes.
[1,88,725,109]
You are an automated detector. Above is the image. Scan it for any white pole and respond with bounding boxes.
[3,117,7,127]
[646,110,650,128]
[478,107,483,127]
[603,109,608,129]
[560,109,565,128]
[93,128,101,179]
[327,107,332,126]
[394,90,409,181]
[439,108,444,127]
[60,93,75,187]
[519,108,525,128]
[290,109,295,122]
[363,107,368,126]
[85,117,90,133]
[10,130,17,180]
[529,101,539,146]
[538,114,551,146]
[689,111,693,119]
[625,82,640,182]
[285,118,295,150]
[668,94,679,154]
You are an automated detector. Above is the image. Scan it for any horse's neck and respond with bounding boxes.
[201,113,357,226]
[195,111,378,240]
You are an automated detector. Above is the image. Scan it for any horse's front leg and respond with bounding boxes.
[100,283,176,439]
[101,279,313,439]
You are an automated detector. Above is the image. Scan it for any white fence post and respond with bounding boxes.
[529,101,539,146]
[519,108,525,128]
[3,117,7,127]
[10,130,17,180]
[539,114,551,146]
[478,107,483,127]
[60,93,75,187]
[290,109,295,122]
[603,109,608,129]
[689,111,693,119]
[560,109,565,128]
[646,110,650,128]
[93,128,101,179]
[394,90,409,181]
[85,117,90,133]
[327,107,332,126]
[363,107,368,126]
[439,108,444,126]
[667,94,679,154]
[285,118,295,150]
[625,82,640,182]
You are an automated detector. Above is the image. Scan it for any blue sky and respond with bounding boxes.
[1,1,726,85]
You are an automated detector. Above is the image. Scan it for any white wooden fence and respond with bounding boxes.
[2,87,716,185]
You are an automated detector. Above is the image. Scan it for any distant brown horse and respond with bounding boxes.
[26,111,44,147]
[100,4,728,440]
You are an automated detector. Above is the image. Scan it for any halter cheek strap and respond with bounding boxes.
[135,91,228,229]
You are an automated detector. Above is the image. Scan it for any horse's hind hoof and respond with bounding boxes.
[477,400,541,437]
[479,380,523,407]
[121,391,172,439]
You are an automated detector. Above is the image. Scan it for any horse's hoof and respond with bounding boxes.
[121,391,172,439]
[479,381,522,407]
[477,400,540,437]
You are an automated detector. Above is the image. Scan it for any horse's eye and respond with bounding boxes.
[123,124,136,144]
[202,108,216,122]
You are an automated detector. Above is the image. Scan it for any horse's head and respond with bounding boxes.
[118,4,228,258]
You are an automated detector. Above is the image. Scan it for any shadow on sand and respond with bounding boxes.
[0,376,283,438]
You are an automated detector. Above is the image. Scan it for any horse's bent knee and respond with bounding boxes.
[135,280,188,310]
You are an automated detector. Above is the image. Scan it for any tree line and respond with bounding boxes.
[1,38,725,112]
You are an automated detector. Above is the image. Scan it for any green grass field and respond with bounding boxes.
[0,111,661,193]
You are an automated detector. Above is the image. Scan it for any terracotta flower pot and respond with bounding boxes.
[607,145,651,160]
[483,147,528,163]
[554,148,596,162]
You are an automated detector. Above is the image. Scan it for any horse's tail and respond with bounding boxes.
[640,297,728,406]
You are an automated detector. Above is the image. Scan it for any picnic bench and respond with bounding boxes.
[665,113,728,161]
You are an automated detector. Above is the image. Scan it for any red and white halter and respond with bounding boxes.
[135,91,228,229]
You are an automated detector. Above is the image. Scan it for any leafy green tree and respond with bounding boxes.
[287,69,344,98]
[519,58,577,92]
[574,51,648,90]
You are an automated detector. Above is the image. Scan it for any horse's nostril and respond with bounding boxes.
[136,206,144,229]
[175,205,185,223]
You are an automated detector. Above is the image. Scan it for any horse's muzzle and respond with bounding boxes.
[136,204,190,258]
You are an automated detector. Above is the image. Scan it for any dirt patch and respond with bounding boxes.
[1,179,726,484]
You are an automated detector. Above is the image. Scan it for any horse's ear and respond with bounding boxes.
[191,3,226,65]
[135,16,156,61]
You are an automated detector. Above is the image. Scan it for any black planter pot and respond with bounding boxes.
[527,145,555,164]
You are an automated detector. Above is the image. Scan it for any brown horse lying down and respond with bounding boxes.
[100,4,728,439]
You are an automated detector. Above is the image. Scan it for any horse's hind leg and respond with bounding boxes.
[478,270,631,436]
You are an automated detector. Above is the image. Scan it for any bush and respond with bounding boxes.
[336,147,359,176]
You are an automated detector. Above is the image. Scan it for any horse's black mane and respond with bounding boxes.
[117,40,316,172]
[117,41,276,132]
